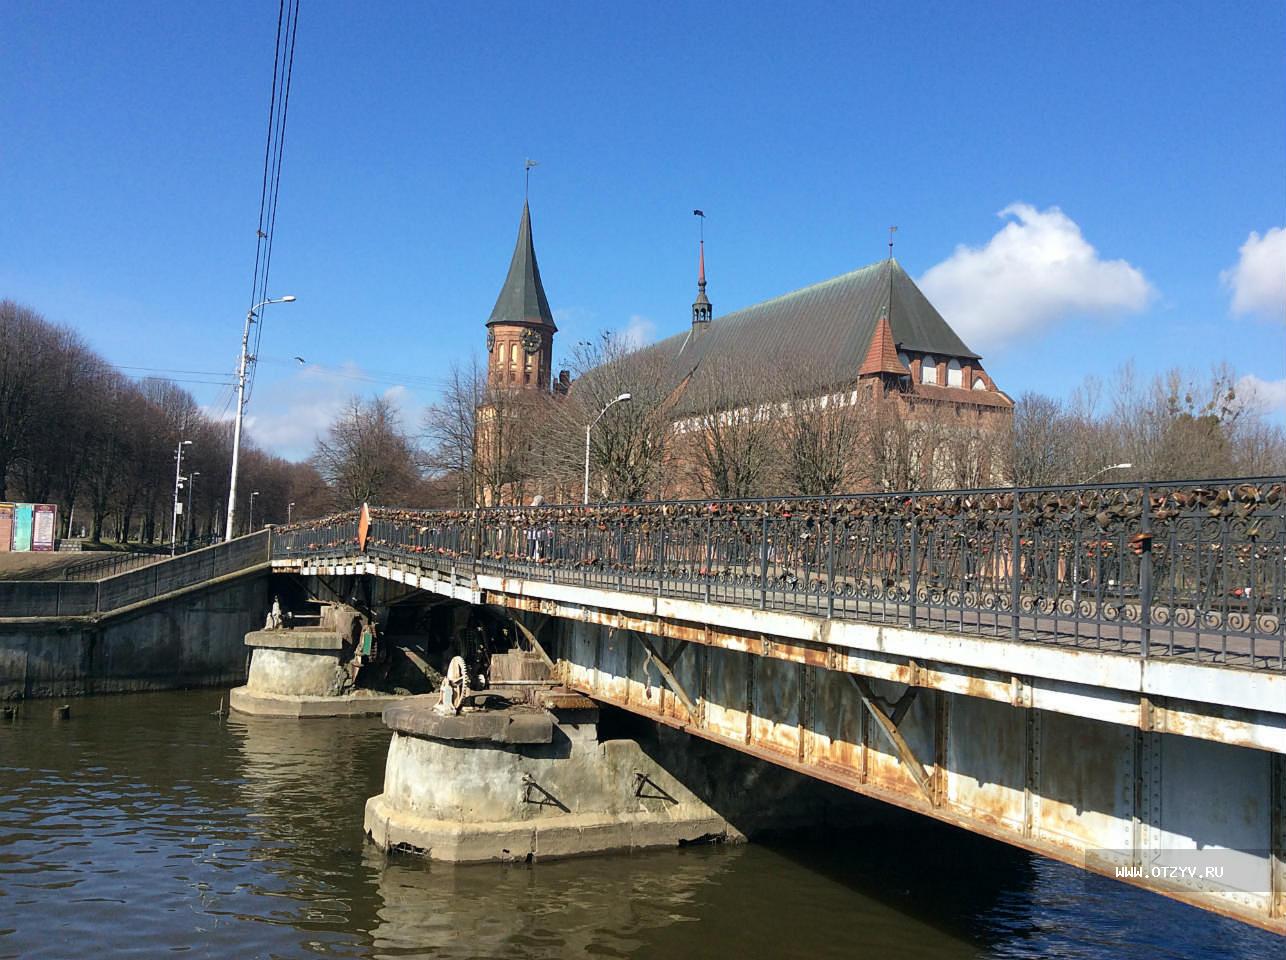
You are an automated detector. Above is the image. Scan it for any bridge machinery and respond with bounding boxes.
[273,479,1286,935]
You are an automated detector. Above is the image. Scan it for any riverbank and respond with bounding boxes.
[0,574,266,700]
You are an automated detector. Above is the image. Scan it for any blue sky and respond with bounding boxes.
[3,1,1283,459]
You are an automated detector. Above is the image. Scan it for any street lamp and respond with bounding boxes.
[187,471,200,545]
[249,490,260,534]
[226,295,296,540]
[584,393,632,504]
[1080,462,1133,484]
[171,439,193,557]
[288,501,296,524]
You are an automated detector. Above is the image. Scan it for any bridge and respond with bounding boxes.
[4,478,1285,933]
[275,478,1285,935]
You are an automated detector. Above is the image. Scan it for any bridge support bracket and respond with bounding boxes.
[505,611,555,670]
[847,673,935,807]
[633,632,698,718]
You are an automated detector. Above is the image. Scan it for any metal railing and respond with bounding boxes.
[57,537,228,582]
[272,478,1286,672]
[60,552,160,581]
[0,531,272,618]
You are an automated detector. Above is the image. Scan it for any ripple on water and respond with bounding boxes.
[2,692,1285,960]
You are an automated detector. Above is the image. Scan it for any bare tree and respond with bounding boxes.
[1010,392,1074,486]
[677,355,776,499]
[774,359,867,496]
[562,333,676,502]
[311,396,421,509]
[422,359,483,506]
[0,301,65,499]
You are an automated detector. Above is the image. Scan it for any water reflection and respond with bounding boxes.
[1,692,1283,960]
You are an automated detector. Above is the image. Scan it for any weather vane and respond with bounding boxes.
[694,209,705,242]
[525,158,539,199]
[888,225,897,259]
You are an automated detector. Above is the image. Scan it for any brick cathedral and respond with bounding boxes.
[478,200,1012,502]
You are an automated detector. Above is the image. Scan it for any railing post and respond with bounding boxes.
[760,515,769,610]
[1011,491,1021,642]
[909,496,919,629]
[704,515,713,604]
[1140,484,1153,660]
[472,512,481,576]
[658,522,666,598]
[826,509,836,619]
[617,522,626,591]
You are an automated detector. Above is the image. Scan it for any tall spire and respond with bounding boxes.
[487,201,556,331]
[692,211,711,336]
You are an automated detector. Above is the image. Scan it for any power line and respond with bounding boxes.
[112,357,447,394]
[106,363,235,388]
[257,356,449,391]
[115,364,232,377]
[247,0,301,406]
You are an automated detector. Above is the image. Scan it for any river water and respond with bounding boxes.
[0,692,1281,960]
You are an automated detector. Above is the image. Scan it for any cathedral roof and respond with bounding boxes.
[629,258,985,412]
[487,201,556,331]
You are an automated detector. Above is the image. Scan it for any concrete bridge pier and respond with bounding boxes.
[363,645,859,863]
[364,696,740,862]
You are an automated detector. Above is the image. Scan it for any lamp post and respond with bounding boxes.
[226,295,296,541]
[187,471,200,546]
[584,393,632,504]
[1080,462,1133,484]
[249,490,260,534]
[171,439,193,557]
[288,501,296,524]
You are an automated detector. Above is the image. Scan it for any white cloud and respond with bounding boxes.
[209,363,413,461]
[1222,227,1286,319]
[919,203,1154,349]
[1236,373,1286,414]
[620,314,657,350]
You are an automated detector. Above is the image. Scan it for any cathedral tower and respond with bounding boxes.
[485,201,556,391]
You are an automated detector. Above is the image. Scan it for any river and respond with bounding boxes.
[0,692,1281,959]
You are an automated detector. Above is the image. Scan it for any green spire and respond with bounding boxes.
[487,201,556,331]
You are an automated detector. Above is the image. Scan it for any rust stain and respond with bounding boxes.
[568,682,1286,937]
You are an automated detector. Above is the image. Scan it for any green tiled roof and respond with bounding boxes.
[487,201,556,331]
[638,258,979,410]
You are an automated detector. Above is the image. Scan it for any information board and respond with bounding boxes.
[32,503,57,551]
[0,504,12,553]
[12,504,33,551]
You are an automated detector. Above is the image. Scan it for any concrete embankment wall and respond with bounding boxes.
[0,573,270,700]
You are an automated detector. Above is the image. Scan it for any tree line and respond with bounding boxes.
[1,300,328,544]
[1009,363,1286,486]
[9,294,1284,535]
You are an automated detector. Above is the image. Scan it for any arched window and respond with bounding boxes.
[921,354,938,385]
[973,377,987,391]
[510,343,519,367]
[897,351,910,370]
[947,358,963,387]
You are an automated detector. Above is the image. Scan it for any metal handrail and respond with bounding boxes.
[273,477,1286,672]
[0,531,272,618]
